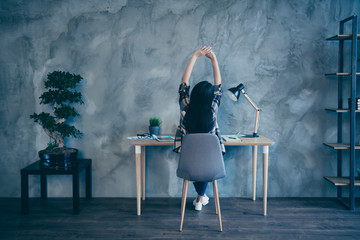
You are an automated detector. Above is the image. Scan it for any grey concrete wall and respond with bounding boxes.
[0,0,359,198]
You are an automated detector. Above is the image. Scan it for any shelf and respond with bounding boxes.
[325,72,360,76]
[324,177,360,186]
[323,143,360,149]
[324,16,359,210]
[326,34,360,40]
[326,108,360,113]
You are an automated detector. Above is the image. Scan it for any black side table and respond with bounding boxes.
[21,158,92,215]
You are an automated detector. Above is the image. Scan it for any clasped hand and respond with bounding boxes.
[194,46,215,60]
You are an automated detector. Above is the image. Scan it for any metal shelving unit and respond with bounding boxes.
[323,15,359,210]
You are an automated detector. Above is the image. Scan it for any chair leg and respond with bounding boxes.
[180,179,189,232]
[213,181,218,215]
[213,180,222,232]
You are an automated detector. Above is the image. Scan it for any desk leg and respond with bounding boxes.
[40,174,47,199]
[86,160,92,199]
[135,146,141,215]
[141,146,145,201]
[263,146,269,216]
[252,146,258,201]
[73,171,80,215]
[21,172,29,215]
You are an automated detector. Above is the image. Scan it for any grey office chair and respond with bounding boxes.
[177,133,226,232]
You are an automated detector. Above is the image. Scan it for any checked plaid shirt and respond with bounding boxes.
[173,82,225,155]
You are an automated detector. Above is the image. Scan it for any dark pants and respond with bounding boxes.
[193,182,208,196]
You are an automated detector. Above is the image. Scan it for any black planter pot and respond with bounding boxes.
[39,148,78,170]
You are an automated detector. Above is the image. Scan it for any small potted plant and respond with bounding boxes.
[149,117,161,136]
[30,71,84,169]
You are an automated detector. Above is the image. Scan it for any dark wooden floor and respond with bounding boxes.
[1,198,360,240]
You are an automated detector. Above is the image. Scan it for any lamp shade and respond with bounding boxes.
[227,83,245,101]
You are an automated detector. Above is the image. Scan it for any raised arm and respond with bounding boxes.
[182,46,212,85]
[206,51,222,86]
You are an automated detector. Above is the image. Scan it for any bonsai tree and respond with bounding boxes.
[30,71,84,150]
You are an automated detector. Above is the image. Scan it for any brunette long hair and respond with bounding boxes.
[184,81,215,133]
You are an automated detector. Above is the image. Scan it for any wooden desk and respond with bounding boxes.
[129,135,274,216]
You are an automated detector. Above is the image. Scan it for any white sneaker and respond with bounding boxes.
[193,194,209,211]
[193,201,203,211]
[201,194,209,205]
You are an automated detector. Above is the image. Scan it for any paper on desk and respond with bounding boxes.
[222,134,244,142]
[127,136,152,140]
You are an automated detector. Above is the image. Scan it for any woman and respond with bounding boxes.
[174,46,225,211]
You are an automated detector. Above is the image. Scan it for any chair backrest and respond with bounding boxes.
[177,133,226,182]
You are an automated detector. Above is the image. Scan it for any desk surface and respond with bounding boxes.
[129,135,274,146]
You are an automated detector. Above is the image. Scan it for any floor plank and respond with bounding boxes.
[0,198,360,240]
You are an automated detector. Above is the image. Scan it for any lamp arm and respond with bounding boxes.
[241,89,260,137]
[241,90,260,111]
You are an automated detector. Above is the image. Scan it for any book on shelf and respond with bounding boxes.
[348,98,360,110]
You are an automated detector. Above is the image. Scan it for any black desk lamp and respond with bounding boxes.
[227,83,260,137]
